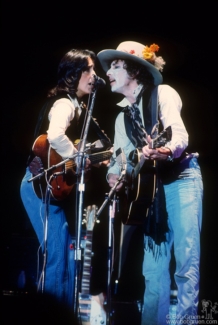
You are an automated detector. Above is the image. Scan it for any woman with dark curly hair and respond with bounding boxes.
[20,48,98,309]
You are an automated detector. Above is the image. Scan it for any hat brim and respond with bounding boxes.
[97,49,163,86]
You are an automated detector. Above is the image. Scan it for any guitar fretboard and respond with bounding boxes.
[89,151,112,164]
[81,230,93,295]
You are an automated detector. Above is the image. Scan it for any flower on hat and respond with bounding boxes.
[142,44,159,60]
[142,43,165,72]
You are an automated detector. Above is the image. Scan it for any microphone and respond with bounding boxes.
[93,75,106,87]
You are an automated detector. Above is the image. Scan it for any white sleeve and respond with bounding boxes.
[158,85,189,158]
[47,98,78,158]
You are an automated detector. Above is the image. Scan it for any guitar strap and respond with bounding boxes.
[142,85,159,137]
[67,97,112,146]
[66,102,112,150]
[90,116,111,144]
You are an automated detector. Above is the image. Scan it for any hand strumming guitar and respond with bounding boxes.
[142,135,172,161]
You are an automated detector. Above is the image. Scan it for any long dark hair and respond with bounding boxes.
[48,49,96,97]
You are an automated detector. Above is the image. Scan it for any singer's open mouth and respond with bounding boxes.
[109,79,115,85]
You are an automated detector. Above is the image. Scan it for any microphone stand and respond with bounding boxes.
[73,76,104,317]
[96,170,126,218]
[96,169,126,325]
[27,76,103,318]
[106,193,119,325]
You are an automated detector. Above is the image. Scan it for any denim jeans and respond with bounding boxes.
[20,168,75,308]
[141,156,203,325]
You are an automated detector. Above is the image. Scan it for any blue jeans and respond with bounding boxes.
[141,156,203,325]
[20,168,75,308]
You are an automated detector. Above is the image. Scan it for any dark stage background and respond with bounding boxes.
[2,0,217,320]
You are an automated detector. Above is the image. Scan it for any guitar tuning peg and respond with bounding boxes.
[80,101,86,109]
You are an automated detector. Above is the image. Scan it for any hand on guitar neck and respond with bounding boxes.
[142,134,172,161]
[107,126,172,191]
[74,138,113,168]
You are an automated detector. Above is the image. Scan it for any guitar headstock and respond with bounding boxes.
[82,205,99,231]
[90,139,112,152]
[152,126,172,149]
[129,126,172,162]
[91,116,112,144]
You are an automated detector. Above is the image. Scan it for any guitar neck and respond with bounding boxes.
[89,150,112,165]
[131,127,172,178]
[81,230,93,294]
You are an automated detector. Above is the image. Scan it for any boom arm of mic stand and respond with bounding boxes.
[27,153,78,183]
[96,170,126,218]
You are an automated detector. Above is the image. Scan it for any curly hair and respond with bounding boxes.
[122,59,154,86]
[48,49,96,97]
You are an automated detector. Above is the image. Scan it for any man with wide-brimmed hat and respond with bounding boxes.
[97,41,203,324]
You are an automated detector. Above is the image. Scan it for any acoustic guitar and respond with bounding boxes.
[79,205,106,325]
[123,126,172,225]
[31,134,112,201]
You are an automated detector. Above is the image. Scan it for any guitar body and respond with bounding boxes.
[122,127,172,225]
[31,134,112,201]
[32,134,76,200]
[123,150,156,225]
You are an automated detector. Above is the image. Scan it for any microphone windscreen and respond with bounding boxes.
[94,75,106,87]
